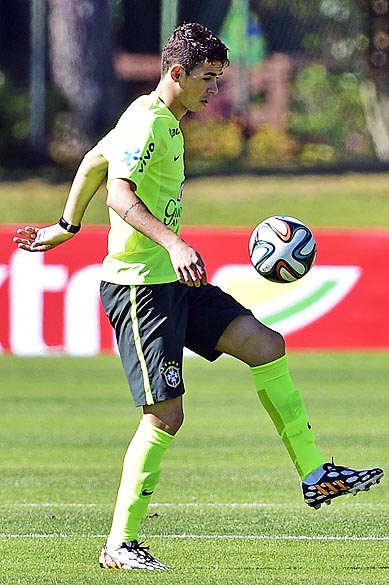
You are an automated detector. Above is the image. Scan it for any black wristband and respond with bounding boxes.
[58,216,81,234]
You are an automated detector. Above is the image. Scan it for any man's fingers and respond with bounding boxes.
[13,239,43,252]
[16,228,37,239]
[178,262,208,287]
[14,227,39,248]
[178,268,193,286]
[13,242,36,252]
[193,261,207,285]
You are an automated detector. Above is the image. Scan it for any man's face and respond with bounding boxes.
[178,61,224,112]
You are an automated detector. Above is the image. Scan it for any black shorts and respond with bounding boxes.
[100,280,252,407]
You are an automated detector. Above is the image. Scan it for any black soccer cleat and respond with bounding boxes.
[302,462,384,510]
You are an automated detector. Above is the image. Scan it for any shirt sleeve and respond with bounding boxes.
[98,112,168,190]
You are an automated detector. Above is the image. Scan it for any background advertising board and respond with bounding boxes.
[1,226,388,355]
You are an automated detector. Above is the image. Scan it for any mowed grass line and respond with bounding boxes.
[0,353,388,584]
[1,173,389,227]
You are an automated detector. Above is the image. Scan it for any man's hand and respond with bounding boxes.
[13,224,74,252]
[168,238,207,287]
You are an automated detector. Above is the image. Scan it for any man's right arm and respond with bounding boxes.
[13,146,108,252]
[107,178,207,287]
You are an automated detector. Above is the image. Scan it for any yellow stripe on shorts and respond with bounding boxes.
[129,285,154,405]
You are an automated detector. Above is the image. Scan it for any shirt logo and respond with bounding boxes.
[174,154,180,161]
[161,361,181,388]
[121,147,140,165]
[121,142,155,173]
[169,128,181,138]
[141,489,154,496]
[164,198,182,228]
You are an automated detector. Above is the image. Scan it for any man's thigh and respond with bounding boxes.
[186,283,252,361]
[100,281,189,406]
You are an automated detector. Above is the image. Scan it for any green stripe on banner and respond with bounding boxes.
[263,281,337,327]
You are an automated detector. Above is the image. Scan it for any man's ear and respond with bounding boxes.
[170,64,183,82]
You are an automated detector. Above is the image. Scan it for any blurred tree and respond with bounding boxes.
[252,0,322,53]
[47,0,117,163]
[116,0,230,53]
[253,0,389,161]
[179,0,231,34]
[0,0,387,171]
[117,0,160,53]
[0,0,29,82]
[360,0,389,161]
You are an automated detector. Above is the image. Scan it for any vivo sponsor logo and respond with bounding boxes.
[138,142,155,173]
[121,142,155,173]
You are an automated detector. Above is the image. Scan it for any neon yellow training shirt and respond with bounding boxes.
[98,91,185,285]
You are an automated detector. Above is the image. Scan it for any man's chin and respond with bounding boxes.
[190,102,207,112]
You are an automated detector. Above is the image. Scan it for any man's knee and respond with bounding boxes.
[268,328,286,357]
[216,314,285,366]
[143,397,184,435]
[245,322,285,366]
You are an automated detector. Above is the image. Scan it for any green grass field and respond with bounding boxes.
[1,353,388,584]
[1,172,389,227]
[1,173,388,582]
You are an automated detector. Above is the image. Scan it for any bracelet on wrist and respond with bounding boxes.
[58,216,81,234]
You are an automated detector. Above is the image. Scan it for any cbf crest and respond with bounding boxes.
[161,361,181,388]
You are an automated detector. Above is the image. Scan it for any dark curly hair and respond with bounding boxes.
[161,22,229,76]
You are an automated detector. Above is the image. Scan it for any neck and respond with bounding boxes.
[155,79,187,121]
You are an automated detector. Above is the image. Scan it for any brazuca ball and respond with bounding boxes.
[248,216,317,283]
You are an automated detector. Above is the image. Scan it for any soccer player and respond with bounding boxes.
[14,22,384,571]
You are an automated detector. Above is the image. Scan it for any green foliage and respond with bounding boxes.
[300,143,335,166]
[0,72,29,170]
[0,0,379,174]
[0,61,378,175]
[182,64,374,171]
[183,117,243,173]
[290,65,374,164]
[248,124,298,166]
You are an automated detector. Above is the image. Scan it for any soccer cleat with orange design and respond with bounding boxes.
[99,540,170,571]
[302,462,384,510]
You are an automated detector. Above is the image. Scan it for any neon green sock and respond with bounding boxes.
[251,355,325,480]
[107,418,173,545]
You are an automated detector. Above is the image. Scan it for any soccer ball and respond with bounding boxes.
[248,216,316,283]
